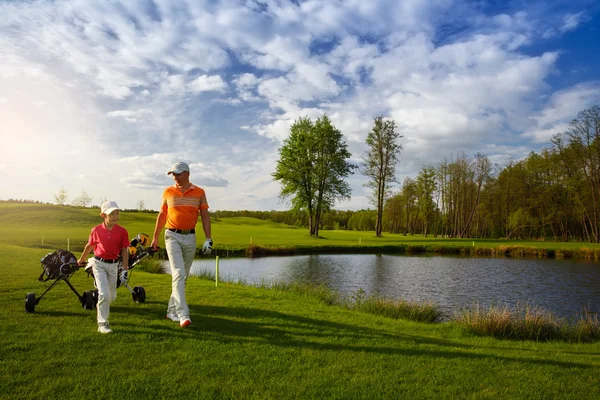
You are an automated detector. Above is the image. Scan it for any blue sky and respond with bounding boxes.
[1,0,599,211]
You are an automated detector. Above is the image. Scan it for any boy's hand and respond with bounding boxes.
[202,239,213,255]
[120,270,129,285]
[77,258,86,266]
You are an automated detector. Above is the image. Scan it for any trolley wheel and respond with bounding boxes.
[25,292,36,313]
[91,289,99,307]
[132,286,146,303]
[82,291,95,310]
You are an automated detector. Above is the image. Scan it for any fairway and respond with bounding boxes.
[2,203,600,258]
[1,204,599,399]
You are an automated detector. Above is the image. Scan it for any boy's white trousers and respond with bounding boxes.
[91,259,118,325]
[165,230,196,319]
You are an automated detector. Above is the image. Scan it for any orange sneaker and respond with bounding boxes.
[180,316,192,328]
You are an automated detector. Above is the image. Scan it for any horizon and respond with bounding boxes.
[2,0,600,211]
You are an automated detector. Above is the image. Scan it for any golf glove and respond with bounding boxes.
[202,238,213,255]
[119,270,129,286]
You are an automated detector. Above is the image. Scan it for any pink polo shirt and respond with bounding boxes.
[88,223,129,260]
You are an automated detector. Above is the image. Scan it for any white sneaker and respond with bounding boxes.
[180,316,192,328]
[98,324,113,334]
[165,313,179,322]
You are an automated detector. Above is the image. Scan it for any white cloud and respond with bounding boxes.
[560,12,584,33]
[107,109,152,123]
[188,75,228,93]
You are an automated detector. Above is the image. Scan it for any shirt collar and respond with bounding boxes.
[173,183,196,191]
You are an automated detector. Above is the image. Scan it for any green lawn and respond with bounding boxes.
[0,204,599,399]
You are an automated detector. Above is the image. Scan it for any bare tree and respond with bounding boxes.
[53,187,68,205]
[137,200,146,211]
[361,116,403,237]
[72,190,92,207]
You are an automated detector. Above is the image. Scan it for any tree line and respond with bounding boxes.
[272,106,600,242]
[384,106,600,242]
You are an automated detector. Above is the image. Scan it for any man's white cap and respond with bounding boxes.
[167,161,190,175]
[101,200,120,215]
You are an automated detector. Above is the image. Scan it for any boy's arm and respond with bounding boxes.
[78,243,95,266]
[120,247,129,270]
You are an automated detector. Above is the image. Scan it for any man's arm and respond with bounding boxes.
[200,208,211,239]
[151,208,167,249]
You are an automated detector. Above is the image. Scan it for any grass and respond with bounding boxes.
[2,244,600,399]
[1,204,600,398]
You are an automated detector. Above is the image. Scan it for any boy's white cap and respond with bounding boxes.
[167,161,190,175]
[101,200,120,215]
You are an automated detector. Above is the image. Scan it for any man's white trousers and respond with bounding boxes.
[165,230,196,318]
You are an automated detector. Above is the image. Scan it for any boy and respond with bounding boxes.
[78,200,129,334]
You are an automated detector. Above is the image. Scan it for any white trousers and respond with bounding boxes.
[91,259,118,325]
[165,230,196,318]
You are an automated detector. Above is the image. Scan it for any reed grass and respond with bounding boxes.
[346,288,442,323]
[134,257,166,274]
[455,302,600,342]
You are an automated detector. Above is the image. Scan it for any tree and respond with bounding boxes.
[72,190,92,207]
[562,105,600,242]
[53,187,68,205]
[273,115,355,236]
[361,116,403,236]
[137,200,146,211]
[416,166,437,237]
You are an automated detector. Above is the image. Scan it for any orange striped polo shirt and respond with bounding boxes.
[161,184,209,230]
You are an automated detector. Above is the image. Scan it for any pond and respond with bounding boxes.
[188,254,600,320]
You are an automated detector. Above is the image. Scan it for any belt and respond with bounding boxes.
[167,228,195,234]
[94,256,119,263]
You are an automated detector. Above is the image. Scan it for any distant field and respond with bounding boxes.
[1,203,600,258]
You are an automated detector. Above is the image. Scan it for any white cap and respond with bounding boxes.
[101,200,120,215]
[167,161,190,175]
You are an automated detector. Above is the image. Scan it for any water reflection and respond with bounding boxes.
[189,255,600,320]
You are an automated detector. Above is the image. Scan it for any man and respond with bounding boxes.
[151,161,213,328]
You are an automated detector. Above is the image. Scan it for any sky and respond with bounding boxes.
[1,0,600,212]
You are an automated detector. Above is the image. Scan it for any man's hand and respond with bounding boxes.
[202,239,213,255]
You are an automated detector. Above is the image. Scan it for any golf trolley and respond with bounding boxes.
[25,233,157,313]
[25,250,96,313]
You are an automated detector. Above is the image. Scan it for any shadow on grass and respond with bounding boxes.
[110,303,597,370]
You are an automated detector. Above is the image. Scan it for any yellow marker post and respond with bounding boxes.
[67,238,70,251]
[215,256,219,287]
[42,236,44,246]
